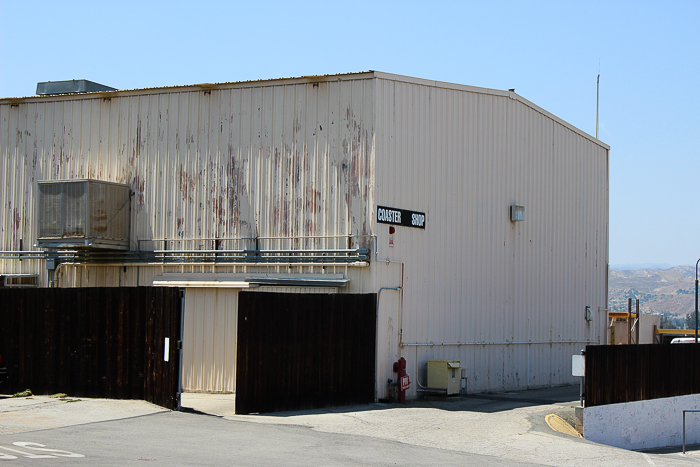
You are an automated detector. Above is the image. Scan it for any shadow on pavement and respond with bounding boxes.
[421,385,580,414]
[206,385,580,418]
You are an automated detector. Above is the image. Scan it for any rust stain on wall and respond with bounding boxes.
[1,79,379,262]
[13,209,20,231]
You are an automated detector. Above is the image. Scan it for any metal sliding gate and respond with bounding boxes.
[235,292,376,414]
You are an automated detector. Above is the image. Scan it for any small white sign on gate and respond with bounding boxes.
[572,354,585,377]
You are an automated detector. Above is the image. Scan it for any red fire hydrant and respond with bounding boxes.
[393,357,409,404]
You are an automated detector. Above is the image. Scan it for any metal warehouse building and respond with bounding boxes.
[0,71,609,411]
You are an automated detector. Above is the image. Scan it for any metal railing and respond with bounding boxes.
[0,235,374,266]
[0,247,370,265]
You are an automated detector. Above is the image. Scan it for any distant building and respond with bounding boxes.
[0,72,609,408]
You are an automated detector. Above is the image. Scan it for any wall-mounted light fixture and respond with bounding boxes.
[510,205,525,222]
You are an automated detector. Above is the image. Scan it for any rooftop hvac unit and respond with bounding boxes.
[36,80,117,95]
[37,180,131,250]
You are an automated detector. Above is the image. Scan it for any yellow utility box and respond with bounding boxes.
[426,360,461,395]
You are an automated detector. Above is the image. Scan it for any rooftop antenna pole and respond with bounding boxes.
[596,74,600,139]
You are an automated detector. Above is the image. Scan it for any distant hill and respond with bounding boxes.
[610,263,676,271]
[609,266,695,322]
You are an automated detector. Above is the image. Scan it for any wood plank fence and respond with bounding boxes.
[236,292,376,414]
[585,344,700,407]
[0,287,181,409]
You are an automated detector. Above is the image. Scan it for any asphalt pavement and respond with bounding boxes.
[1,387,699,466]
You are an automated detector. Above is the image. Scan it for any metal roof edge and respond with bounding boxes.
[0,71,378,104]
[372,72,609,150]
[1,70,609,150]
[508,92,610,150]
[373,71,509,97]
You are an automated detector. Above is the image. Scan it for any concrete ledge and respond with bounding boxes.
[0,395,167,435]
[584,393,700,450]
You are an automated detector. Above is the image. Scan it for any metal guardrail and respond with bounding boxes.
[683,410,700,453]
[0,248,371,265]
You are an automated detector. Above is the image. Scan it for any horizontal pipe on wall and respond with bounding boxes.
[400,340,599,347]
[56,261,369,268]
[139,235,381,261]
[131,255,369,262]
[0,250,369,264]
[149,248,367,254]
[143,234,376,242]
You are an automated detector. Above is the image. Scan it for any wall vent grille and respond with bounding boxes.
[2,275,39,287]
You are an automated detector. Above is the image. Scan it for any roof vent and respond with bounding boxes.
[36,80,117,95]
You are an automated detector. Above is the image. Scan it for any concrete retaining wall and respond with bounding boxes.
[584,394,700,450]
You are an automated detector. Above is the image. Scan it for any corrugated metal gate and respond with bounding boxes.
[235,292,376,414]
[0,287,181,409]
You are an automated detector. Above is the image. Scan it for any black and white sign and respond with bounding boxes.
[377,206,426,229]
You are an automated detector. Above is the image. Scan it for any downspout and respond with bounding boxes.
[527,318,531,389]
[177,288,185,411]
[376,286,402,402]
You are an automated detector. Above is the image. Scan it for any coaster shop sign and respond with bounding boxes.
[376,206,426,229]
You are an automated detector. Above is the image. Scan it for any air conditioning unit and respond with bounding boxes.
[37,180,131,250]
[426,360,461,395]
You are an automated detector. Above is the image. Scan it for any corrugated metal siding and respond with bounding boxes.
[182,285,343,393]
[0,78,376,286]
[182,288,238,392]
[373,79,608,396]
[2,73,608,398]
[59,264,368,292]
[0,103,37,278]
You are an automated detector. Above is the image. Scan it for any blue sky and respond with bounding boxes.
[1,1,698,266]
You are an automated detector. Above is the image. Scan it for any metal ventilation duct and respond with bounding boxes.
[36,79,117,95]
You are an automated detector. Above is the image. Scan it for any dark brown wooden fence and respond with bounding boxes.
[236,292,376,414]
[0,287,181,409]
[585,344,700,407]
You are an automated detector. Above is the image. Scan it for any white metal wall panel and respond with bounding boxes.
[0,76,376,286]
[182,288,238,393]
[373,78,608,397]
[59,264,369,292]
[0,103,38,278]
[372,261,404,393]
[2,73,608,399]
[181,285,346,393]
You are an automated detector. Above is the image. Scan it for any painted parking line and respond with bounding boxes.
[0,442,84,460]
